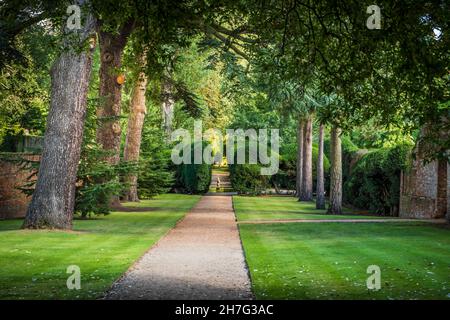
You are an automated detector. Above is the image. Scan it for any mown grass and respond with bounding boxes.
[240,222,450,300]
[233,196,387,221]
[0,194,200,300]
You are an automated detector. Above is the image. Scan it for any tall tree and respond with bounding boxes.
[161,78,175,139]
[328,125,343,215]
[316,123,325,209]
[96,20,134,165]
[299,114,313,201]
[295,117,304,197]
[23,0,96,229]
[123,52,148,202]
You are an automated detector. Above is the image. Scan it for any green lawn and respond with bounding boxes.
[233,196,388,221]
[239,222,450,300]
[0,194,200,300]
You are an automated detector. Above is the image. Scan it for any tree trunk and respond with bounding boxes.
[123,55,148,202]
[96,21,134,165]
[22,2,96,229]
[316,123,325,209]
[296,118,304,198]
[300,114,313,201]
[328,125,343,214]
[161,78,175,139]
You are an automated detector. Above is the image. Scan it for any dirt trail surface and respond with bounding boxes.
[104,195,253,300]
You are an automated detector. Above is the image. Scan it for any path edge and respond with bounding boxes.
[231,195,256,300]
[100,196,202,300]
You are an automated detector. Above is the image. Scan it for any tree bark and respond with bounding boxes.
[316,123,325,209]
[96,21,134,165]
[123,55,148,202]
[161,78,175,139]
[300,114,313,201]
[328,125,343,214]
[22,1,96,229]
[296,118,304,198]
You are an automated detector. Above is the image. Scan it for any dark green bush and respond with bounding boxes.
[175,142,212,194]
[344,143,411,216]
[228,140,273,195]
[229,163,270,195]
[138,154,174,199]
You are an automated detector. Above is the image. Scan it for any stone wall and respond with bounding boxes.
[0,154,39,219]
[399,158,448,219]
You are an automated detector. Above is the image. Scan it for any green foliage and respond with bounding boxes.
[138,157,174,199]
[344,143,412,216]
[175,142,212,194]
[75,98,135,218]
[229,163,270,195]
[349,121,415,149]
[176,162,212,194]
[76,149,134,218]
[136,103,175,198]
[228,140,273,195]
[273,142,331,191]
[0,26,53,150]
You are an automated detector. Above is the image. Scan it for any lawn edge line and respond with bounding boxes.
[99,196,202,300]
[232,195,256,300]
[237,219,447,225]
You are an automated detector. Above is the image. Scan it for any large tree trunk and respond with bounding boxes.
[123,55,148,202]
[328,125,343,214]
[316,123,325,209]
[161,78,175,139]
[96,21,134,165]
[296,118,304,197]
[299,114,313,201]
[23,2,96,229]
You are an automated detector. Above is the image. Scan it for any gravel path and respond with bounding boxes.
[104,195,253,300]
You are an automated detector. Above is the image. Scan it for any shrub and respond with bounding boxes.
[228,140,275,195]
[138,155,174,199]
[76,145,136,218]
[229,163,270,195]
[175,141,212,194]
[344,143,411,216]
[138,108,176,198]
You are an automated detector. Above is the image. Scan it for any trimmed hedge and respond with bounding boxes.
[175,142,212,194]
[228,141,273,195]
[229,163,270,195]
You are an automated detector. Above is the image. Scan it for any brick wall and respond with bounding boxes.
[0,154,39,219]
[448,164,450,220]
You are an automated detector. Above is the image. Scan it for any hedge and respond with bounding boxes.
[175,142,212,194]
[344,143,411,216]
[229,163,270,195]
